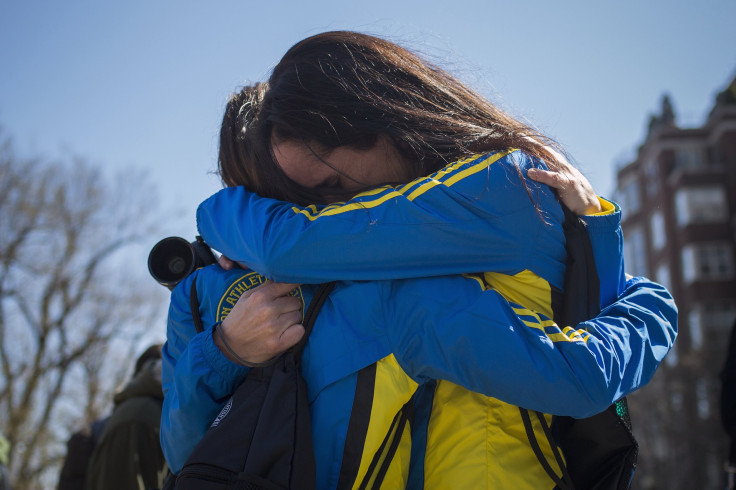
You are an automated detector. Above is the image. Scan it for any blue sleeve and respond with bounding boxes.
[160,274,250,474]
[197,150,568,288]
[387,275,677,418]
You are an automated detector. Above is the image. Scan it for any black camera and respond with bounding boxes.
[148,236,217,290]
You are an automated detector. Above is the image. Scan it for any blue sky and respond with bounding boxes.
[2,0,734,249]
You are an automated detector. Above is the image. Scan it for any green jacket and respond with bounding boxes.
[85,359,167,490]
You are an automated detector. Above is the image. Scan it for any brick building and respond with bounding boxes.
[614,77,736,488]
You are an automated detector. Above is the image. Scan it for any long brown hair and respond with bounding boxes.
[217,83,269,191]
[220,31,563,204]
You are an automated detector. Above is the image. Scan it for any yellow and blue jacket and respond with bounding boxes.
[163,151,677,489]
[195,150,625,304]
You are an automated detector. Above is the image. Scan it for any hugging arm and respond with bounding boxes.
[160,269,677,471]
[198,150,624,305]
[197,151,567,283]
[388,275,677,418]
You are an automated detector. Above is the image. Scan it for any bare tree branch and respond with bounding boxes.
[0,128,169,490]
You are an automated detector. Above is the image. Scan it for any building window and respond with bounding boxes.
[675,146,704,169]
[655,263,671,290]
[625,227,648,276]
[701,301,736,331]
[665,343,679,367]
[621,178,641,215]
[689,300,735,357]
[696,378,710,420]
[713,145,727,167]
[650,211,666,250]
[645,160,658,197]
[675,186,728,227]
[689,309,703,350]
[681,242,735,282]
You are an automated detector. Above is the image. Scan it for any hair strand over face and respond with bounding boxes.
[219,31,565,206]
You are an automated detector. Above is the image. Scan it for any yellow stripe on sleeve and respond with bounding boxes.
[291,149,518,221]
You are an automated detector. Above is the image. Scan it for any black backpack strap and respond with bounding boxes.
[519,408,574,490]
[558,202,601,325]
[337,364,377,489]
[294,282,336,357]
[357,391,417,490]
[237,281,338,367]
[337,366,425,490]
[176,282,337,490]
[190,279,204,334]
[520,199,593,490]
[525,199,638,490]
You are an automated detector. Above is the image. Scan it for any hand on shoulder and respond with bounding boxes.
[527,158,602,215]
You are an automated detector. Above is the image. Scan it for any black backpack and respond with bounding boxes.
[520,203,638,490]
[165,281,336,490]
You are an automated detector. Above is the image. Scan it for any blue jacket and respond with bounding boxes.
[164,151,677,488]
[162,270,675,487]
[196,150,625,304]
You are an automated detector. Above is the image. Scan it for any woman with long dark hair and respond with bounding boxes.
[163,32,677,488]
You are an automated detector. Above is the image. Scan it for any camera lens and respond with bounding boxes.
[168,256,187,275]
[148,237,196,289]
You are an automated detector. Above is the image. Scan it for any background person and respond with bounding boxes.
[85,344,167,490]
[57,416,108,490]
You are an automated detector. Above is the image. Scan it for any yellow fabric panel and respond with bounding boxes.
[486,399,562,489]
[424,382,563,489]
[354,355,418,489]
[423,269,566,488]
[482,269,554,319]
[424,381,488,488]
